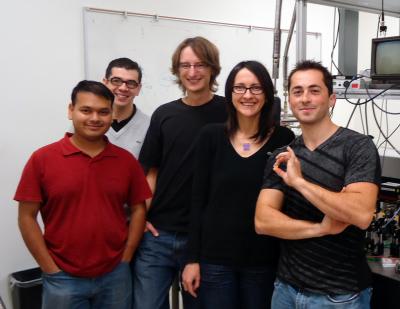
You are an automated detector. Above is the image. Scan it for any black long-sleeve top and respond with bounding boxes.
[186,123,295,268]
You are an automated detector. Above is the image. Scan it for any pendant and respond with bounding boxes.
[243,143,251,151]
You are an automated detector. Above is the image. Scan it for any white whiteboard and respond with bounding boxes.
[83,8,322,115]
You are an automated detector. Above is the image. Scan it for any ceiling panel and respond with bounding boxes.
[308,0,400,17]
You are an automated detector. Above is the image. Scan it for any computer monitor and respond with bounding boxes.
[370,36,400,85]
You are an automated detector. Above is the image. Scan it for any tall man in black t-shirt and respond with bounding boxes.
[255,60,381,309]
[133,37,226,309]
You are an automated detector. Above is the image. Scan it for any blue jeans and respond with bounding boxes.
[271,278,372,309]
[199,263,276,309]
[132,230,199,309]
[42,262,131,309]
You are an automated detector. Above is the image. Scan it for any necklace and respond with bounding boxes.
[243,143,251,151]
[234,130,257,152]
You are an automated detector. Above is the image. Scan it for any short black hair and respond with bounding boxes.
[225,60,275,141]
[71,80,114,106]
[288,60,333,95]
[105,57,142,83]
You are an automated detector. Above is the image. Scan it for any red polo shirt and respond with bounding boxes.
[14,134,151,277]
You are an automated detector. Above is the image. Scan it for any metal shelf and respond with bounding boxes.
[335,88,400,100]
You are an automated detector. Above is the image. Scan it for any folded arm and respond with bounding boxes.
[292,180,377,230]
[255,189,348,239]
[274,147,378,230]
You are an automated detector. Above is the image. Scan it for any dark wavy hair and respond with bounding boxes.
[225,61,275,141]
[171,36,221,93]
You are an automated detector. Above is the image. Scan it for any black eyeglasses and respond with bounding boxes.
[178,63,208,71]
[232,85,264,95]
[108,77,139,89]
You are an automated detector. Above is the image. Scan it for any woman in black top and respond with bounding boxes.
[182,61,295,308]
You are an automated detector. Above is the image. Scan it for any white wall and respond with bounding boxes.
[0,1,295,307]
[0,0,396,307]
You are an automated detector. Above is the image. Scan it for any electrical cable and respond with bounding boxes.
[358,103,366,134]
[330,8,343,75]
[365,84,400,115]
[365,86,400,156]
[379,0,387,35]
[378,121,400,150]
[343,75,397,108]
[345,101,359,128]
[376,13,381,38]
[382,99,389,149]
[379,100,390,170]
[330,8,337,73]
[382,100,390,150]
[364,99,369,135]
[371,97,400,156]
[376,98,400,151]
[375,100,385,146]
[343,79,400,155]
[372,103,400,115]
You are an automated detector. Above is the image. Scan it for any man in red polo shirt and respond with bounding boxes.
[14,80,151,309]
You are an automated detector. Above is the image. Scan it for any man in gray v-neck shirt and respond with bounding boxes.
[255,60,381,309]
[103,58,150,158]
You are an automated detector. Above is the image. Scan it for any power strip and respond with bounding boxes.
[333,75,360,90]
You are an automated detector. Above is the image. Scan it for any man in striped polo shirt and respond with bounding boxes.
[255,60,381,309]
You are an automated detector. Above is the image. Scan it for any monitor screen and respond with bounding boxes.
[376,41,400,75]
[371,36,400,83]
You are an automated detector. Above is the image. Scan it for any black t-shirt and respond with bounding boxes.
[139,95,227,232]
[186,124,295,268]
[111,105,136,132]
[262,127,381,294]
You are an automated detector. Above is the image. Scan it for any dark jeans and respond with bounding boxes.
[199,262,276,309]
[132,230,199,309]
